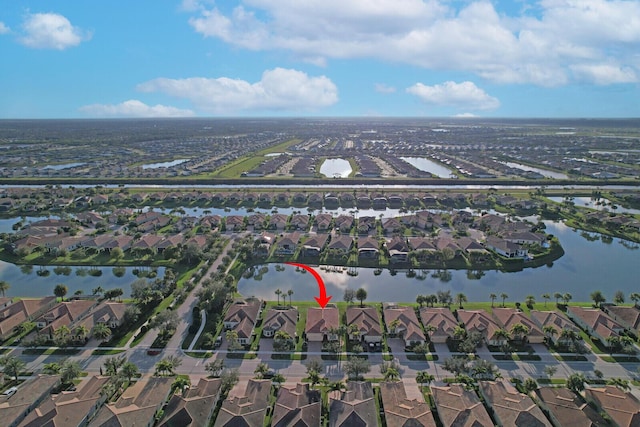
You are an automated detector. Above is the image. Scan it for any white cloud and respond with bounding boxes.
[79,100,195,118]
[571,63,637,85]
[20,12,90,50]
[374,83,396,94]
[407,81,500,111]
[187,0,640,86]
[0,22,10,34]
[137,68,338,113]
[455,113,477,118]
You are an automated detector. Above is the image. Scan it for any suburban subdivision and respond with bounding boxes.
[0,118,639,426]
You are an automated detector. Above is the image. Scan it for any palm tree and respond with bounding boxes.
[500,293,509,308]
[43,362,61,375]
[510,323,530,343]
[559,328,578,345]
[416,295,426,308]
[416,371,435,389]
[489,293,497,308]
[614,291,625,305]
[388,319,401,336]
[74,325,89,342]
[562,293,572,305]
[275,289,282,306]
[542,325,557,343]
[606,377,631,391]
[287,289,294,306]
[630,292,640,307]
[92,323,112,342]
[0,355,26,382]
[541,293,550,307]
[456,293,467,309]
[425,324,437,341]
[494,328,510,344]
[171,376,191,395]
[567,373,586,393]
[553,292,563,305]
[254,362,269,379]
[54,325,71,347]
[383,367,400,381]
[121,362,139,382]
[453,325,466,341]
[0,281,9,298]
[92,286,104,296]
[525,295,535,307]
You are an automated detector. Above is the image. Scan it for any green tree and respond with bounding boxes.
[489,293,497,308]
[92,286,104,296]
[343,289,356,304]
[54,325,71,347]
[60,360,82,385]
[344,357,370,380]
[104,355,126,376]
[567,373,586,393]
[523,378,538,393]
[416,371,435,388]
[416,294,426,308]
[0,281,10,298]
[43,362,61,375]
[456,293,467,309]
[254,362,270,379]
[120,362,139,382]
[54,284,68,300]
[356,288,367,307]
[171,376,191,395]
[525,295,535,307]
[500,293,509,307]
[0,355,26,382]
[590,290,606,308]
[205,359,225,377]
[275,289,282,306]
[614,290,625,305]
[510,323,530,343]
[630,292,640,307]
[553,292,563,305]
[92,323,112,342]
[542,293,550,307]
[287,289,294,306]
[544,365,557,378]
[220,369,240,394]
[563,293,572,305]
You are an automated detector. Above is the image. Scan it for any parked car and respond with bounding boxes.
[3,386,18,396]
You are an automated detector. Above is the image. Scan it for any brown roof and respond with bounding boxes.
[420,307,457,341]
[329,382,377,427]
[223,299,261,325]
[0,297,57,338]
[215,379,271,427]
[431,384,493,427]
[605,306,640,331]
[272,383,321,427]
[478,380,552,427]
[89,377,172,427]
[492,308,544,340]
[530,310,580,336]
[567,306,624,340]
[456,310,502,342]
[346,306,382,338]
[74,302,127,332]
[158,378,221,427]
[306,307,339,335]
[536,387,608,427]
[585,386,640,427]
[36,300,97,336]
[263,308,298,338]
[328,235,353,251]
[379,382,436,427]
[384,305,425,342]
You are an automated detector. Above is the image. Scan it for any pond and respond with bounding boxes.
[238,221,639,303]
[142,159,189,169]
[400,157,455,178]
[43,163,85,170]
[547,197,640,215]
[502,162,569,179]
[0,262,165,298]
[319,158,352,178]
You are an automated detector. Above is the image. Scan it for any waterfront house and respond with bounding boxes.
[478,380,552,427]
[275,232,300,256]
[225,215,245,231]
[290,214,310,231]
[328,382,377,427]
[530,310,581,346]
[327,235,353,256]
[305,307,339,342]
[314,213,333,231]
[603,305,640,337]
[431,384,493,427]
[386,236,409,263]
[0,297,58,341]
[380,381,436,427]
[302,234,329,257]
[457,310,507,346]
[419,307,457,344]
[215,379,271,427]
[346,306,382,345]
[584,386,640,427]
[72,301,128,339]
[492,308,545,344]
[485,236,528,258]
[357,236,379,259]
[269,214,289,230]
[35,299,97,340]
[383,304,425,346]
[566,306,625,347]
[271,383,321,427]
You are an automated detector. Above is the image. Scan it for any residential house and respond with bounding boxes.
[223,299,262,345]
[356,216,376,234]
[0,297,58,340]
[381,217,402,234]
[584,385,640,427]
[346,306,382,345]
[530,310,581,346]
[419,307,457,344]
[262,308,298,342]
[356,193,371,207]
[536,386,609,427]
[253,232,276,257]
[258,193,272,203]
[19,375,110,427]
[502,231,547,246]
[275,232,300,256]
[247,213,266,230]
[386,236,409,263]
[271,383,321,427]
[566,306,625,347]
[457,310,507,346]
[72,302,128,339]
[383,304,425,347]
[134,211,162,225]
[478,380,552,427]
[334,215,354,233]
[485,236,528,258]
[372,194,387,209]
[408,237,438,261]
[35,299,97,339]
[603,305,640,336]
[357,236,379,259]
[88,376,173,427]
[308,193,323,206]
[131,234,163,252]
[102,236,133,253]
[158,378,222,427]
[431,384,493,427]
[269,214,289,230]
[327,235,353,256]
[380,382,436,427]
[0,375,60,427]
[328,382,377,427]
[324,193,340,206]
[215,379,271,427]
[302,234,329,257]
[492,308,545,344]
[225,215,245,231]
[314,213,333,231]
[156,234,185,253]
[305,307,339,342]
[290,214,310,231]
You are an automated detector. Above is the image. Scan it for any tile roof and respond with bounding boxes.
[478,380,552,427]
[431,384,493,427]
[379,382,436,427]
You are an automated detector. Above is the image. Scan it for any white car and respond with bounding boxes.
[3,386,18,396]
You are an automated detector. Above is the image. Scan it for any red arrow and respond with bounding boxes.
[285,262,332,308]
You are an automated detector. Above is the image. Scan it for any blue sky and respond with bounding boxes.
[1,0,639,118]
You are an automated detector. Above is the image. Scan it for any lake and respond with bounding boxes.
[547,197,640,215]
[502,162,569,179]
[319,158,352,178]
[142,159,189,169]
[238,221,640,303]
[0,263,165,298]
[400,157,455,178]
